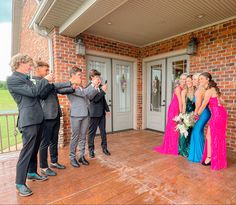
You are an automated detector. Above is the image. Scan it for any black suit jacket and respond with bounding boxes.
[88,89,110,117]
[33,76,74,120]
[7,71,49,130]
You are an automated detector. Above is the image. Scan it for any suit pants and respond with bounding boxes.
[40,116,60,168]
[16,123,43,184]
[88,115,107,151]
[69,117,88,160]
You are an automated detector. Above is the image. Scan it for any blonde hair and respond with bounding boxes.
[193,73,201,79]
[9,53,33,72]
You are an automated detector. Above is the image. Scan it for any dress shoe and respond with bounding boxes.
[89,150,95,158]
[103,148,111,156]
[16,184,33,197]
[41,168,57,176]
[78,156,89,166]
[70,159,80,168]
[202,157,211,166]
[50,162,66,169]
[27,173,48,181]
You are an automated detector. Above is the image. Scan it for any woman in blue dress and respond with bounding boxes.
[188,73,211,163]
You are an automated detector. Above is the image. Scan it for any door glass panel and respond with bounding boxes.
[150,65,162,112]
[172,60,187,92]
[115,64,130,113]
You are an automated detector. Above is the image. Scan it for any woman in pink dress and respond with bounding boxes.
[154,73,187,155]
[197,72,227,170]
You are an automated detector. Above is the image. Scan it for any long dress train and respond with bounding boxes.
[188,96,211,162]
[201,97,227,170]
[178,97,195,157]
[154,87,182,155]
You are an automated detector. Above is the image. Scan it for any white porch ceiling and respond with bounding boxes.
[85,0,236,46]
[32,0,236,47]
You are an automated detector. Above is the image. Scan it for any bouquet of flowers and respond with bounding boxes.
[173,112,196,138]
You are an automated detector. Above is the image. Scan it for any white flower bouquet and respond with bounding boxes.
[173,112,196,138]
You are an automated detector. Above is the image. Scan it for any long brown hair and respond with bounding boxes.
[200,72,221,96]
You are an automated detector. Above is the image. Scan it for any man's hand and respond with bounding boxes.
[106,112,111,117]
[101,84,108,92]
[44,73,54,83]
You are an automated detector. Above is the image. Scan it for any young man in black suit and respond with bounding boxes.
[87,69,111,158]
[7,54,54,196]
[33,61,75,176]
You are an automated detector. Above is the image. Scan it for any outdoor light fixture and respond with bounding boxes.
[75,37,85,56]
[187,34,199,55]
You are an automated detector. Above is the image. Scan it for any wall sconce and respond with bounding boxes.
[75,37,85,56]
[187,34,199,55]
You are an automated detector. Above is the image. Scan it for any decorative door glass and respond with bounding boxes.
[150,65,162,112]
[115,64,131,113]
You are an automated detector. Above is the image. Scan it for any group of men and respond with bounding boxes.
[7,53,111,197]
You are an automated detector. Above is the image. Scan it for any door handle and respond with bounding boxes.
[161,104,166,106]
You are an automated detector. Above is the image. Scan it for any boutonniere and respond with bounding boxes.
[30,79,37,85]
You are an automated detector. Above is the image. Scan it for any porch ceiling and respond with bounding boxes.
[85,0,236,46]
[32,0,236,47]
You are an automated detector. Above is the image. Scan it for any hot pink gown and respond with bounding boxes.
[202,97,227,170]
[154,87,182,155]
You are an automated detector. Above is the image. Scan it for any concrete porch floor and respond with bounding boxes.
[0,130,236,204]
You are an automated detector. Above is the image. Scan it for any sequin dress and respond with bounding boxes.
[178,97,195,157]
[201,97,227,170]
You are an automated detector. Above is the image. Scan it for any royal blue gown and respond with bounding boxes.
[188,96,211,163]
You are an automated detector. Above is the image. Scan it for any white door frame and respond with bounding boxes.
[142,49,188,130]
[86,49,137,130]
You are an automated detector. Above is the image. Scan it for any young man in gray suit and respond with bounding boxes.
[67,66,99,167]
[33,61,75,176]
[7,54,54,197]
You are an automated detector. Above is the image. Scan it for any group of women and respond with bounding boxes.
[154,72,228,171]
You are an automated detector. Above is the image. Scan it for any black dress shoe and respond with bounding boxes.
[41,168,57,176]
[50,162,66,169]
[89,150,95,158]
[70,159,80,168]
[78,156,89,166]
[202,157,211,166]
[202,160,211,166]
[27,173,48,181]
[16,184,33,197]
[103,148,111,156]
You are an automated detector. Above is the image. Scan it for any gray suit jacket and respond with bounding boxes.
[33,76,74,120]
[67,85,98,118]
[7,71,49,130]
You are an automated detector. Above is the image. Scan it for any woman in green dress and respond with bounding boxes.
[178,75,195,157]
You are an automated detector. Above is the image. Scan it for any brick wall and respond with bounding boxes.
[140,19,236,151]
[19,0,49,61]
[18,0,236,151]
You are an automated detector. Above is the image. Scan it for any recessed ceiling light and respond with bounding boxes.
[107,22,112,25]
[197,14,204,19]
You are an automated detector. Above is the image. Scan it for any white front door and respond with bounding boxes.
[112,60,133,131]
[87,55,112,132]
[146,59,166,131]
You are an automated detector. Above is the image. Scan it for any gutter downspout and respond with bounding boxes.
[32,23,54,72]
